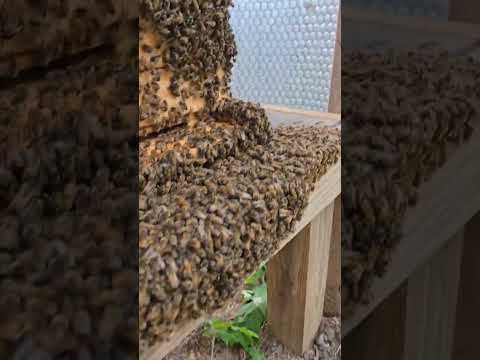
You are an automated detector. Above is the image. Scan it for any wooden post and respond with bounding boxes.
[344,231,464,360]
[404,231,464,360]
[453,212,480,359]
[324,7,342,317]
[267,202,335,355]
[343,284,407,360]
[324,196,341,316]
[328,9,341,115]
[449,0,480,23]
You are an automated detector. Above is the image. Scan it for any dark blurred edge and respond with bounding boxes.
[342,1,480,359]
[1,2,138,359]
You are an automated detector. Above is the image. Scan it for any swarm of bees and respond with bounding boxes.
[342,48,480,317]
[139,0,340,352]
[140,125,340,350]
[0,54,138,359]
[139,0,235,136]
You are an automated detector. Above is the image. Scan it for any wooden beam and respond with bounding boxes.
[453,212,480,359]
[264,106,341,128]
[404,232,464,360]
[267,202,334,355]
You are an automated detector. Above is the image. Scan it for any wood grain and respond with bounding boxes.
[343,284,407,360]
[404,232,464,360]
[453,212,480,359]
[142,110,341,360]
[324,196,341,316]
[267,202,334,355]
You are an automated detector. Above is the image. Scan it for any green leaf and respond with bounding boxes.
[231,326,259,340]
[236,307,265,334]
[251,283,267,315]
[209,319,230,330]
[246,346,266,360]
[238,301,258,318]
[204,268,268,360]
[245,262,267,286]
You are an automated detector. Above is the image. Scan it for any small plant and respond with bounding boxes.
[204,262,267,360]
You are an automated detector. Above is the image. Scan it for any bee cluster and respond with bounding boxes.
[0,0,137,77]
[0,54,139,358]
[140,125,340,350]
[140,99,273,186]
[139,0,341,353]
[139,0,236,136]
[342,49,479,317]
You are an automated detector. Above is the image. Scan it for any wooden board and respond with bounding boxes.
[141,110,341,360]
[264,106,340,128]
[267,203,334,355]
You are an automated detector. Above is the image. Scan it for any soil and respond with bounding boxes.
[165,317,341,360]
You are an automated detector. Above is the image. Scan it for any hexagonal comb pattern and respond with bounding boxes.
[230,0,339,112]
